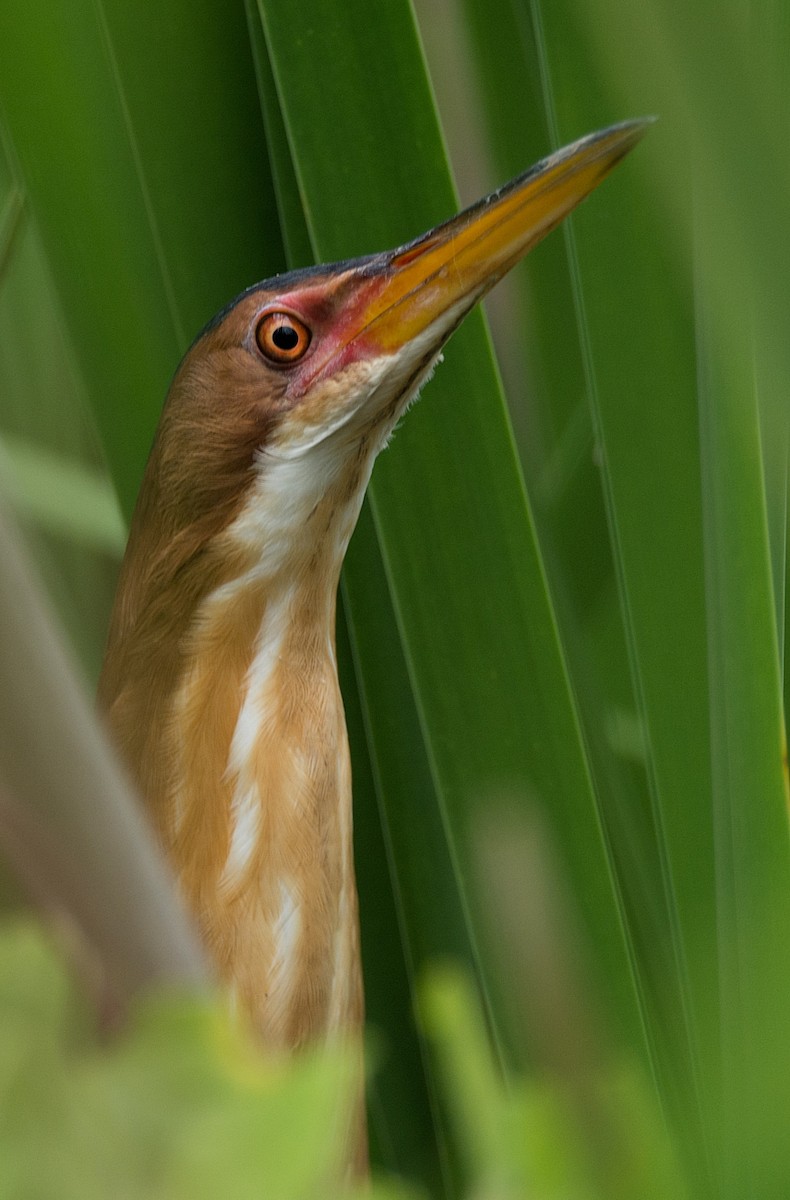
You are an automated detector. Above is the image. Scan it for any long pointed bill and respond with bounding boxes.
[354,119,651,354]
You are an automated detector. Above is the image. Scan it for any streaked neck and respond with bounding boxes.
[168,443,374,1045]
[102,438,376,1049]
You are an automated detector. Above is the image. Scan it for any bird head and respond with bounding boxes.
[110,120,648,665]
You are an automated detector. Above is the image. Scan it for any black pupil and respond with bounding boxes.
[272,323,299,351]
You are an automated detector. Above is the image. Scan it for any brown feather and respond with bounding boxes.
[100,123,646,1183]
[99,283,377,1171]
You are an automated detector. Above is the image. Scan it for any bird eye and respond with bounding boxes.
[255,311,311,365]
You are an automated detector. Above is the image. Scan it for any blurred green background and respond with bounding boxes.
[1,0,789,1196]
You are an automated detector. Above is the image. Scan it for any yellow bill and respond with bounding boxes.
[358,118,652,352]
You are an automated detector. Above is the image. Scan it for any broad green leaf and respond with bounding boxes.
[244,13,465,1186]
[253,0,645,1066]
[340,601,455,1192]
[242,12,455,1184]
[440,1,716,1176]
[694,223,790,1195]
[538,71,715,1161]
[431,0,697,1136]
[458,0,790,1191]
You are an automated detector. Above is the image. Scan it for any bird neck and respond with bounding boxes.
[101,437,375,1050]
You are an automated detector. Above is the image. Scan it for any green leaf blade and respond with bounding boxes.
[256,0,646,1066]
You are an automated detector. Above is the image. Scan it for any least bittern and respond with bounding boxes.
[99,120,647,1165]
